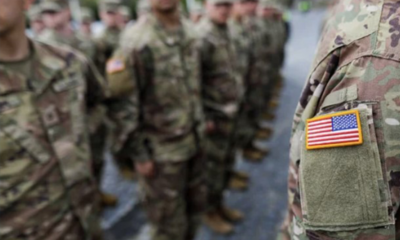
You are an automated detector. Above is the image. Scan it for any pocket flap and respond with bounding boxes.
[300,108,392,231]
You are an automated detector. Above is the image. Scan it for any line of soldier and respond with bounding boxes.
[0,0,288,239]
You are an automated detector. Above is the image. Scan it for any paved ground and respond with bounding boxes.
[100,9,326,240]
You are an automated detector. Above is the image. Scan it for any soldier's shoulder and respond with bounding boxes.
[33,40,89,70]
[119,15,156,51]
[312,0,384,68]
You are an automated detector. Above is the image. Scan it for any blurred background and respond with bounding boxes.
[96,1,327,240]
[28,0,330,239]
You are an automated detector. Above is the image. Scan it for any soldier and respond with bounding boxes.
[118,6,132,29]
[228,0,262,189]
[280,0,400,239]
[80,7,95,38]
[38,0,96,59]
[95,0,122,75]
[196,0,245,234]
[258,0,286,71]
[0,0,105,239]
[106,0,207,238]
[27,4,45,37]
[237,0,272,162]
[39,0,118,207]
[257,0,286,120]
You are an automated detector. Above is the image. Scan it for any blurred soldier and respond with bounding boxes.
[106,0,207,238]
[0,0,106,239]
[258,0,286,71]
[95,0,122,75]
[136,0,151,18]
[240,0,258,16]
[258,0,286,118]
[189,4,204,23]
[38,0,118,207]
[196,0,244,234]
[80,7,95,38]
[239,0,272,161]
[38,0,96,60]
[118,6,132,29]
[280,0,400,239]
[27,4,45,37]
[228,0,264,189]
[96,0,138,181]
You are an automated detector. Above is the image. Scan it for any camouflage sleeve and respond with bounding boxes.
[279,49,341,238]
[106,48,152,163]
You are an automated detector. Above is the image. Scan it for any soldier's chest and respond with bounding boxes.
[0,67,88,165]
[150,39,200,93]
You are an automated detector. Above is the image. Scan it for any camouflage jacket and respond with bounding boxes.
[196,18,243,121]
[258,18,286,54]
[107,14,204,163]
[285,1,400,239]
[243,16,269,86]
[0,40,105,240]
[229,18,252,86]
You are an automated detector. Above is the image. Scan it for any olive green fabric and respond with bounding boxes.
[320,85,358,110]
[300,108,389,231]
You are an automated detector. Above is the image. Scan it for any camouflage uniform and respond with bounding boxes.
[80,7,95,39]
[229,17,255,148]
[38,0,107,186]
[258,0,286,107]
[282,0,400,239]
[259,1,286,70]
[0,40,105,240]
[243,15,272,131]
[95,0,122,76]
[196,17,242,209]
[107,13,207,240]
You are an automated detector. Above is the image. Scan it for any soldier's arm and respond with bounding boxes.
[106,48,152,163]
[84,57,109,108]
[198,37,221,114]
[279,49,341,239]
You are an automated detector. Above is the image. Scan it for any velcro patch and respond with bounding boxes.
[306,109,363,150]
[107,59,126,74]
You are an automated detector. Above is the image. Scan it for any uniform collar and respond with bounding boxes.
[30,40,66,95]
[148,13,186,47]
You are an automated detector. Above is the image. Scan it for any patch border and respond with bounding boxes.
[306,109,363,150]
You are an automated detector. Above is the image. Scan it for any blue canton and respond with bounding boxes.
[332,114,358,131]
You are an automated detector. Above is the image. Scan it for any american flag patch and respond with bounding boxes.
[106,58,126,74]
[306,110,363,150]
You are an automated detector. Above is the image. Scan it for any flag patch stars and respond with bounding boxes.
[306,109,363,150]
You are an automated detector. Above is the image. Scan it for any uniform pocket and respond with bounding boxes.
[299,107,391,232]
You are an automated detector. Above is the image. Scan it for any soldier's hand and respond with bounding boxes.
[206,121,216,133]
[135,161,155,178]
